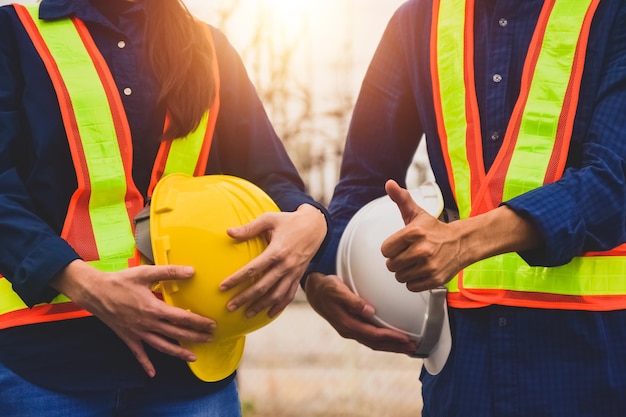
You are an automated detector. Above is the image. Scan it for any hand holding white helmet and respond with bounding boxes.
[336,180,451,375]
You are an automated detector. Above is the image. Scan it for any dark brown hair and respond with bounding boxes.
[144,0,216,139]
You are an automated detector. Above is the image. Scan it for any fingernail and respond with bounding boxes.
[227,303,237,312]
[183,266,194,275]
[187,354,197,362]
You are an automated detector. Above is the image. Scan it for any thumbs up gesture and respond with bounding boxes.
[381,179,461,292]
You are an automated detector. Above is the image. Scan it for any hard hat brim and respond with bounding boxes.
[186,336,246,382]
[422,305,451,375]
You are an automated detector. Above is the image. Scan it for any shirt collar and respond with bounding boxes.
[39,0,81,20]
[39,0,144,21]
[38,0,145,34]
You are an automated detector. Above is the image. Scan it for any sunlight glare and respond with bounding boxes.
[259,0,317,39]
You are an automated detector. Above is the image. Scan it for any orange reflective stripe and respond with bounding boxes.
[470,0,557,215]
[430,0,485,220]
[62,17,142,262]
[1,6,218,328]
[433,0,625,310]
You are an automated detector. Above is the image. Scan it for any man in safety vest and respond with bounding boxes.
[0,0,328,415]
[305,1,626,416]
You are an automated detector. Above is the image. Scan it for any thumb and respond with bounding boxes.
[385,179,424,225]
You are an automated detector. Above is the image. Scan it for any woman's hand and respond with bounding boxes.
[219,203,327,318]
[50,260,216,377]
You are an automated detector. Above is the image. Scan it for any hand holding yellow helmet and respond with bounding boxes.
[147,174,281,382]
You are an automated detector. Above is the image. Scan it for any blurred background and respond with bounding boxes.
[184,0,434,206]
[187,2,433,415]
[3,1,435,415]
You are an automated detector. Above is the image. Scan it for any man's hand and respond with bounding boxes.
[304,272,417,355]
[382,179,542,292]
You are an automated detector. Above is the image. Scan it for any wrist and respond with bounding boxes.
[456,205,542,267]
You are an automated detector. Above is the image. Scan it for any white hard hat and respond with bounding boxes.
[336,180,451,375]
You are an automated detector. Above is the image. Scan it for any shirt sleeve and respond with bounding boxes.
[0,7,81,307]
[506,6,626,266]
[309,5,425,276]
[206,25,331,259]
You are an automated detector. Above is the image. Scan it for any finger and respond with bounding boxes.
[155,318,214,344]
[267,279,300,318]
[243,264,305,317]
[141,331,197,363]
[335,313,417,353]
[135,264,195,286]
[242,275,289,318]
[385,179,423,225]
[225,266,284,313]
[385,249,420,274]
[159,302,216,334]
[362,335,419,354]
[226,213,273,241]
[405,278,436,293]
[123,337,157,377]
[330,280,376,318]
[219,254,273,292]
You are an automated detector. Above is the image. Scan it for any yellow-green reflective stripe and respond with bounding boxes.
[436,0,472,219]
[0,259,126,314]
[163,111,210,177]
[0,279,35,314]
[28,7,135,262]
[503,0,593,201]
[446,275,460,294]
[463,253,626,296]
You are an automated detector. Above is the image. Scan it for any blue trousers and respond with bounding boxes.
[0,361,242,417]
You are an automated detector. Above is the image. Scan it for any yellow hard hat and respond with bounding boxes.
[149,173,281,382]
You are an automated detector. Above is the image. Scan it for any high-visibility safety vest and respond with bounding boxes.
[431,0,626,311]
[0,4,220,329]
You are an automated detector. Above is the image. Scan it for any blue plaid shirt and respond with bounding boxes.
[313,0,626,416]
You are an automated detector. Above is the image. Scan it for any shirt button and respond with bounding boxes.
[492,73,503,83]
[117,40,126,49]
[491,131,500,141]
[498,18,508,27]
[123,87,132,96]
[498,317,507,327]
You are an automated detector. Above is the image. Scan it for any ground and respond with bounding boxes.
[237,293,424,417]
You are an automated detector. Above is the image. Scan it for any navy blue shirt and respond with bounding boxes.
[314,0,626,276]
[0,0,328,392]
[312,1,626,416]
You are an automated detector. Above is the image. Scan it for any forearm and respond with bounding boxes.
[453,205,543,270]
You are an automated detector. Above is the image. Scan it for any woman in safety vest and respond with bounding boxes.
[305,0,626,416]
[0,0,328,415]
